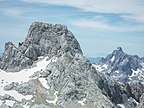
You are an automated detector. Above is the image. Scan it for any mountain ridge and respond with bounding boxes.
[0,22,143,108]
[0,22,82,72]
[94,47,144,83]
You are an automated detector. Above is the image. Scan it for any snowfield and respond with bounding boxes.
[78,98,86,106]
[0,56,58,107]
[93,64,108,72]
[130,69,142,77]
[111,56,115,62]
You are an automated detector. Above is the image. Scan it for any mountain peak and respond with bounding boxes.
[116,47,122,51]
[112,47,124,56]
[0,22,82,71]
[96,46,143,84]
[0,22,144,108]
[114,47,123,53]
[0,22,124,108]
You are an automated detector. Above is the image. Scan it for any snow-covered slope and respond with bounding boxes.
[0,56,58,107]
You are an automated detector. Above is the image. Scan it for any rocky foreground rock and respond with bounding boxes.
[0,22,143,108]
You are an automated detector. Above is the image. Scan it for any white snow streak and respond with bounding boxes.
[46,91,58,105]
[38,78,49,89]
[93,64,108,72]
[78,98,86,106]
[117,104,125,108]
[51,57,58,62]
[102,64,108,69]
[0,101,2,106]
[130,69,142,77]
[0,56,53,106]
[111,56,115,62]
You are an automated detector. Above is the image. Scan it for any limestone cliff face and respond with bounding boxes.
[0,22,143,108]
[0,22,82,72]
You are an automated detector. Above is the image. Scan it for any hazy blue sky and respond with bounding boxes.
[0,0,144,57]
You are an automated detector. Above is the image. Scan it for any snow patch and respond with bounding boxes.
[5,100,15,107]
[0,100,2,106]
[78,98,86,106]
[141,82,144,85]
[93,64,108,72]
[128,98,139,105]
[46,91,58,105]
[130,69,142,77]
[51,57,58,62]
[141,63,144,67]
[111,56,115,62]
[38,78,49,89]
[102,64,108,69]
[115,70,120,73]
[0,56,53,106]
[36,56,50,71]
[93,65,103,72]
[0,69,34,101]
[117,104,125,108]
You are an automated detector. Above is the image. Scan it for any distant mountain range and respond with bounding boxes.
[93,47,144,84]
[87,57,102,64]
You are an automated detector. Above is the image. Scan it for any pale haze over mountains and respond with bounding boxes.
[0,0,144,57]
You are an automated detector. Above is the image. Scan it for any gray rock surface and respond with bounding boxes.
[136,93,144,108]
[0,22,82,72]
[0,42,33,72]
[0,104,11,108]
[0,22,143,108]
[129,82,144,102]
[43,52,115,108]
[119,82,144,108]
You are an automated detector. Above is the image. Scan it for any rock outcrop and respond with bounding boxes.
[0,22,82,72]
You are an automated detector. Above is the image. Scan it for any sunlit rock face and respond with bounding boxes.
[0,22,82,72]
[0,22,143,108]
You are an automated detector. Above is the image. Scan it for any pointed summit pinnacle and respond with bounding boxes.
[112,47,124,55]
[117,47,122,51]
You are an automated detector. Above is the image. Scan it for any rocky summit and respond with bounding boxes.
[0,22,82,72]
[0,22,144,108]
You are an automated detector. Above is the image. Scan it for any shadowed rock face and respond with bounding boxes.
[0,22,82,72]
[100,47,141,75]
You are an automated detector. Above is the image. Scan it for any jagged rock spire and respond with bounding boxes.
[0,22,82,71]
[117,47,122,51]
